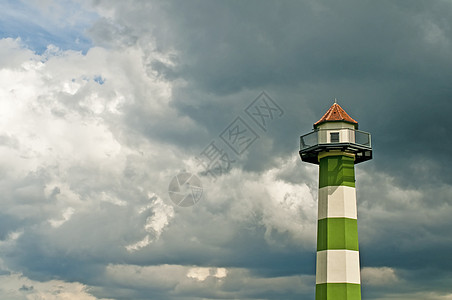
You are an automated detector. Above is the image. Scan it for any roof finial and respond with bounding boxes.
[334,98,337,104]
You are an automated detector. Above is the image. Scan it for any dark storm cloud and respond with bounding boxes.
[0,214,21,240]
[88,0,452,183]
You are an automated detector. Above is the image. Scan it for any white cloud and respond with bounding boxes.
[361,267,399,286]
[186,267,227,281]
[261,157,317,246]
[186,267,211,281]
[0,35,187,286]
[200,155,317,249]
[0,272,101,300]
[49,206,75,228]
[213,267,227,279]
[126,195,175,252]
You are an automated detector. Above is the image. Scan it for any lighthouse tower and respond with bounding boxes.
[299,102,372,300]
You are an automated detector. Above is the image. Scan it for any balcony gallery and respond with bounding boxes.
[299,128,372,164]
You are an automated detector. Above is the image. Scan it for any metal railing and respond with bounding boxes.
[300,128,371,151]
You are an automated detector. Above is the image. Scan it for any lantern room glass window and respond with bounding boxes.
[330,132,339,143]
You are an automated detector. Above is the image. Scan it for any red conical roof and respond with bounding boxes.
[314,103,358,128]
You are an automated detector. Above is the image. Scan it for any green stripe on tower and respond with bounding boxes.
[317,218,359,251]
[316,155,361,300]
[316,283,361,300]
[319,155,355,188]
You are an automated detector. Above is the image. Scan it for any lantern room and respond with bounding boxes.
[299,102,372,164]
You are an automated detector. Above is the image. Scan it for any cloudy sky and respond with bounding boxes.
[1,0,452,299]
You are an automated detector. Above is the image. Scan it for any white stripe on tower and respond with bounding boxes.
[318,186,357,219]
[316,250,361,284]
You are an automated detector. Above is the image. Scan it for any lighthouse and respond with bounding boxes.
[299,102,372,300]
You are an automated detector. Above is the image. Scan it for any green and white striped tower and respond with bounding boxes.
[299,102,372,300]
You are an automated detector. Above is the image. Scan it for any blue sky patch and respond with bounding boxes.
[0,0,98,54]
